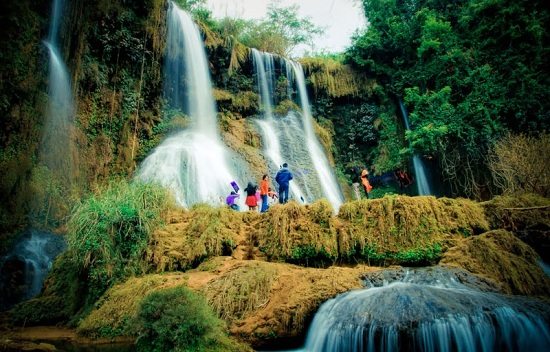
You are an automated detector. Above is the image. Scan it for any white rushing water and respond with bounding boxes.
[251,49,343,209]
[398,99,432,196]
[41,0,74,181]
[299,268,550,352]
[137,3,241,207]
[251,49,308,203]
[291,62,344,210]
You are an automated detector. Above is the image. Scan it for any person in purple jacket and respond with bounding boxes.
[275,163,293,204]
[225,191,240,211]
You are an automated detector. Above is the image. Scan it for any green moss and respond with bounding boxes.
[149,205,243,272]
[274,99,300,115]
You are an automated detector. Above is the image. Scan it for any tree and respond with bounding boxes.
[238,3,323,56]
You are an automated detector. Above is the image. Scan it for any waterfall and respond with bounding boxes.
[41,0,74,182]
[251,49,343,210]
[291,62,344,210]
[398,99,432,196]
[299,267,550,352]
[0,230,66,311]
[137,3,242,207]
[251,49,308,203]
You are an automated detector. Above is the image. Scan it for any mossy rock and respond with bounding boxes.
[77,273,188,338]
[257,200,338,266]
[148,206,244,271]
[441,229,550,296]
[481,193,550,261]
[336,195,489,264]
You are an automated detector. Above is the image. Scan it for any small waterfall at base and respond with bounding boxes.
[298,267,550,352]
[0,229,66,311]
[137,3,242,207]
[398,99,432,196]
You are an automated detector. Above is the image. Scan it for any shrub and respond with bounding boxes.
[77,274,188,338]
[136,286,248,352]
[489,133,550,197]
[67,180,172,305]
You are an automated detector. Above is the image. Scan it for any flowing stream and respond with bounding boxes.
[0,230,66,310]
[137,3,245,207]
[398,99,432,196]
[251,49,343,210]
[297,267,550,351]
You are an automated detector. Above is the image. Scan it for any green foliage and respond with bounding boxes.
[347,0,550,197]
[289,245,335,267]
[393,244,442,265]
[67,180,172,305]
[136,286,246,352]
[236,3,323,56]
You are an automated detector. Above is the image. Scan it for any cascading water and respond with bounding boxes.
[0,230,66,311]
[251,49,343,210]
[137,3,242,207]
[299,267,550,351]
[398,99,432,196]
[251,49,308,203]
[41,0,74,181]
[291,62,344,210]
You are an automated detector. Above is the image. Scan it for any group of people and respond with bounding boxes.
[225,163,294,212]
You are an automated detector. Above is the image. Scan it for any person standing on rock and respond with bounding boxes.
[260,174,270,213]
[244,182,258,211]
[275,163,293,204]
[361,168,373,199]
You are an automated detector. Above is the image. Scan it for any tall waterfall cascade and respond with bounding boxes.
[301,267,550,352]
[137,3,243,207]
[398,99,433,196]
[41,0,74,182]
[251,49,343,210]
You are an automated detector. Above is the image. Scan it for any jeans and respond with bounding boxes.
[279,186,289,204]
[260,194,268,212]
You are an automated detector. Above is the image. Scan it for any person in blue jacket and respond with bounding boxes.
[275,163,293,204]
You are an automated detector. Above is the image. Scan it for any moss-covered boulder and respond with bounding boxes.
[258,200,338,266]
[76,273,250,352]
[482,194,550,261]
[198,260,367,348]
[441,230,550,296]
[336,196,489,265]
[148,206,249,271]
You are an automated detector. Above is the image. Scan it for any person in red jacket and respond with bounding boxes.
[244,182,258,211]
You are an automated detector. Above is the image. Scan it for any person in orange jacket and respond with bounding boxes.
[361,169,373,198]
[260,174,270,212]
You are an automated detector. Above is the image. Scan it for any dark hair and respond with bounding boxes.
[262,174,268,180]
[230,191,236,195]
[282,163,288,167]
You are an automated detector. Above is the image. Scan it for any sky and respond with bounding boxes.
[205,0,366,56]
